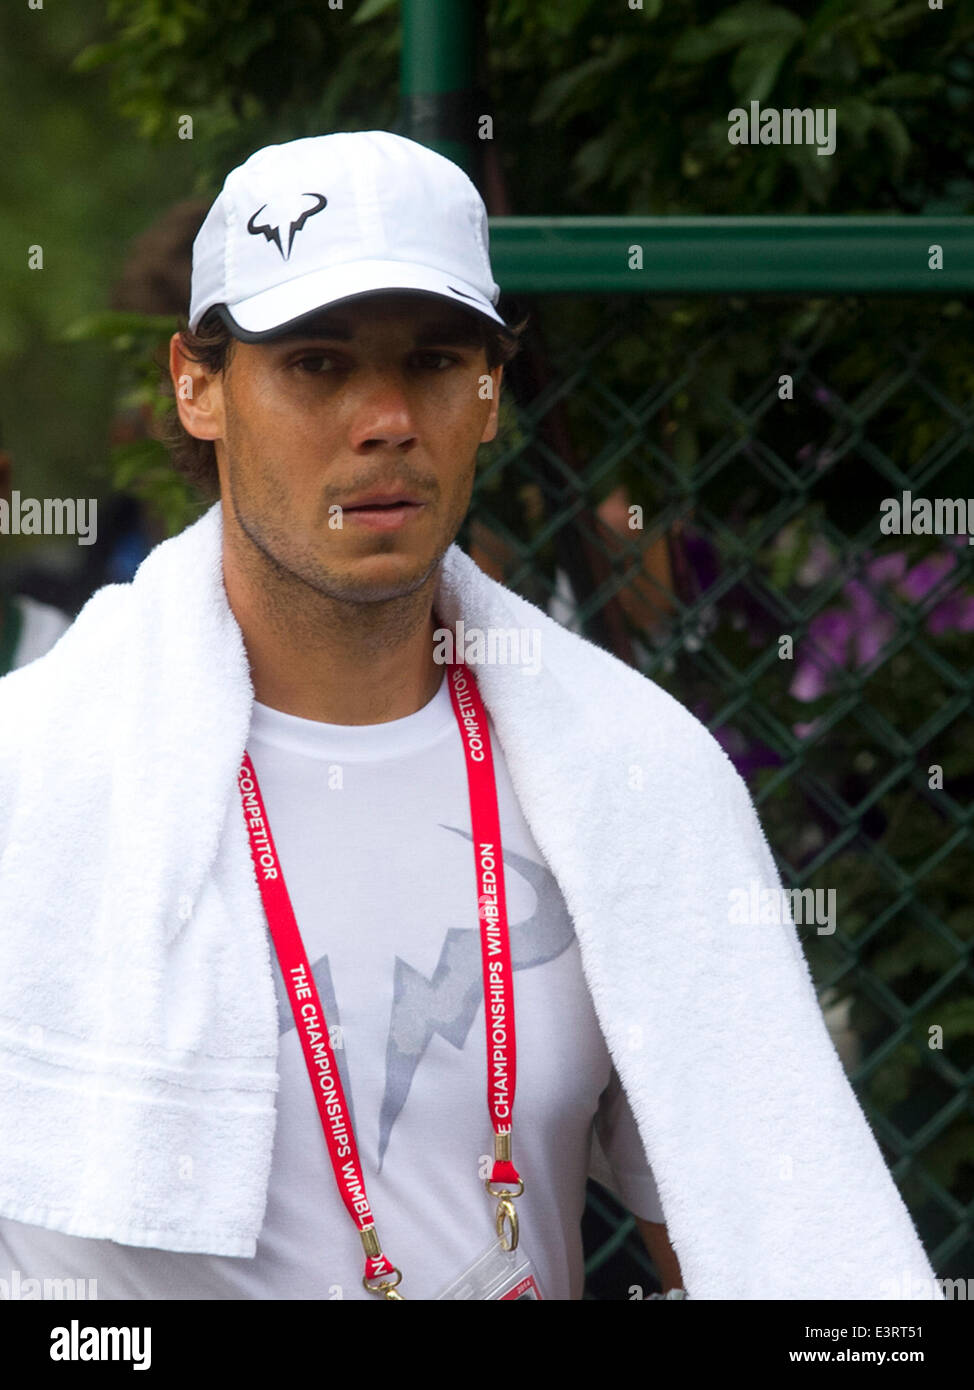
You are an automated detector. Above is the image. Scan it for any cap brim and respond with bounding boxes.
[215,259,507,341]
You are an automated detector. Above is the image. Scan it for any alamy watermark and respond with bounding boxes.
[433,621,541,676]
[728,102,836,156]
[879,1271,973,1300]
[50,1320,150,1371]
[1,1267,98,1299]
[729,879,836,935]
[0,492,97,545]
[880,492,974,543]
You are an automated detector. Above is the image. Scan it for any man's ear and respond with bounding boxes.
[169,332,227,443]
[480,364,504,445]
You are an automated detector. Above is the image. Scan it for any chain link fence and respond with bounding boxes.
[458,290,974,1298]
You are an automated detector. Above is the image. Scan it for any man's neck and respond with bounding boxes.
[222,537,445,726]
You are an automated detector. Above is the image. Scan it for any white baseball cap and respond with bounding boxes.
[188,130,507,339]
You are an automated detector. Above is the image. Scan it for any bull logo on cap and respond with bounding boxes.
[246,192,328,261]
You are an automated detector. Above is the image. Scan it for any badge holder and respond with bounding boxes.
[435,1237,544,1300]
[436,1169,544,1300]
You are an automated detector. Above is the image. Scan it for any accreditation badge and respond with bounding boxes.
[434,1237,545,1300]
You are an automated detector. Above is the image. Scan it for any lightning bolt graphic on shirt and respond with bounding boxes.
[271,826,574,1169]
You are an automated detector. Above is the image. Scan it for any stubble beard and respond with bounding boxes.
[223,440,470,653]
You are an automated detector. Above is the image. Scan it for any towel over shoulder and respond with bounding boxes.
[0,503,941,1299]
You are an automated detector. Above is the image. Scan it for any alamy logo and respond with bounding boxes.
[880,492,974,543]
[1,1269,97,1300]
[0,492,96,545]
[50,1321,150,1371]
[728,102,836,156]
[879,1271,974,1300]
[728,879,836,935]
[247,192,328,260]
[432,621,541,676]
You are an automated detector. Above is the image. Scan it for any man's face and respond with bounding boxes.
[174,292,503,604]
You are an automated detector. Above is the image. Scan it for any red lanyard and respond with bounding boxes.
[238,661,522,1300]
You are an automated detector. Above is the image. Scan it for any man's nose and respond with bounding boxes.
[349,371,418,451]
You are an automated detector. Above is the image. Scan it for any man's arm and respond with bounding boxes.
[633,1216,684,1293]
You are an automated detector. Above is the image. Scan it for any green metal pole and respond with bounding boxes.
[399,0,476,175]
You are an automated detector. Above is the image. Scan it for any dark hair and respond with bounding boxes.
[162,304,530,501]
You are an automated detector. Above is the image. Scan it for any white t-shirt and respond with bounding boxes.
[0,669,663,1300]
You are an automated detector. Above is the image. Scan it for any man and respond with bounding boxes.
[0,132,940,1301]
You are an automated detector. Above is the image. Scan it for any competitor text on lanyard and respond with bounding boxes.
[238,659,523,1300]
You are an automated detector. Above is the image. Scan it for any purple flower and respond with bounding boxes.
[842,579,897,667]
[793,719,821,740]
[893,552,974,634]
[896,552,953,601]
[790,608,856,701]
[926,590,974,634]
[679,529,720,595]
[865,553,907,586]
[790,544,974,716]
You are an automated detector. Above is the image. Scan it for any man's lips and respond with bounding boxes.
[344,501,422,510]
[342,490,424,509]
[341,499,427,530]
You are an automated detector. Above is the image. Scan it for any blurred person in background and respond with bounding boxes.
[0,440,73,674]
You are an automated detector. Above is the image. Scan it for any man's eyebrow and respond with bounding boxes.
[413,320,484,347]
[274,317,484,346]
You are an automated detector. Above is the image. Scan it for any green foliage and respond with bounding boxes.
[69,1,974,214]
[73,0,402,184]
[58,310,201,537]
[110,438,206,537]
[0,6,189,505]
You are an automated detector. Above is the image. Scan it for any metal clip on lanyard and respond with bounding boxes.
[487,1131,524,1252]
[360,1227,404,1300]
[240,660,522,1300]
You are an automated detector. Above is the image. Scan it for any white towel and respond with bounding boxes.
[0,502,941,1297]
